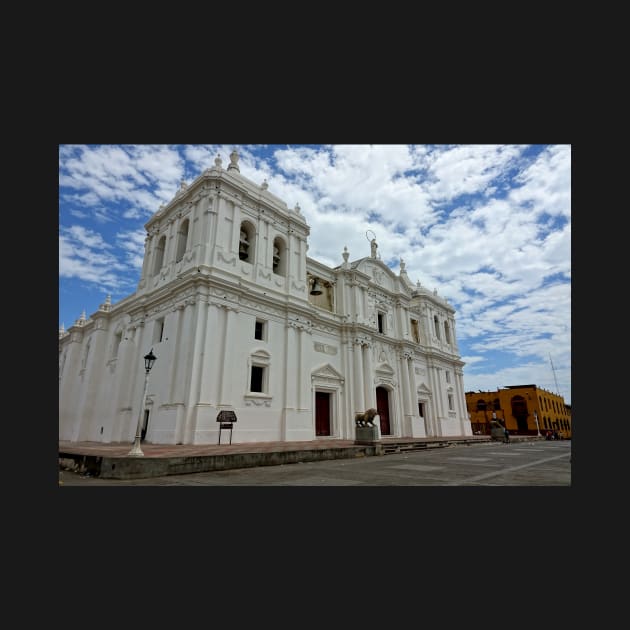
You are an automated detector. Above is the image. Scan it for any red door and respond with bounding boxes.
[315,392,331,436]
[376,387,390,435]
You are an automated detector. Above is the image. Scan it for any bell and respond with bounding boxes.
[310,278,323,295]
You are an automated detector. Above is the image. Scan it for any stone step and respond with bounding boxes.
[382,441,449,454]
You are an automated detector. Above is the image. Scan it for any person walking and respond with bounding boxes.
[503,426,510,444]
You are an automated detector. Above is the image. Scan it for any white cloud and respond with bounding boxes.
[60,225,130,289]
[511,144,571,218]
[59,144,571,403]
[116,229,147,269]
[425,144,525,201]
[183,144,215,167]
[59,145,184,213]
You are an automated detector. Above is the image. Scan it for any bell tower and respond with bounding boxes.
[136,150,311,303]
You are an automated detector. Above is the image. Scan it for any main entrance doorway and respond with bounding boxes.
[376,387,390,435]
[315,391,331,436]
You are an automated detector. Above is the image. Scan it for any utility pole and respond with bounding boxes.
[549,354,560,396]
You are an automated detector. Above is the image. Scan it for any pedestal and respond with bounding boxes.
[355,425,379,444]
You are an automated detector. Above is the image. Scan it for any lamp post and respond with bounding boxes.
[128,349,157,457]
[533,410,541,437]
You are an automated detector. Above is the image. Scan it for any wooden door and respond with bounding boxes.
[315,391,331,436]
[376,387,390,435]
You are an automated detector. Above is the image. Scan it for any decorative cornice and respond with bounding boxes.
[288,317,313,333]
[217,251,237,266]
[311,363,345,383]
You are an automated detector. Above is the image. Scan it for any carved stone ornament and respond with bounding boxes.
[355,408,378,427]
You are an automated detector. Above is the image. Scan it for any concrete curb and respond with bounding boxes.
[59,435,550,480]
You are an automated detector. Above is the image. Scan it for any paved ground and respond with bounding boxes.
[58,437,361,458]
[58,438,571,486]
[59,434,502,479]
[58,435,500,458]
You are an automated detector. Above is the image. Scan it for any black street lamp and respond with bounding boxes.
[144,348,157,372]
[128,349,157,457]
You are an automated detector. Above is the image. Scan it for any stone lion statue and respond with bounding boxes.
[355,408,378,427]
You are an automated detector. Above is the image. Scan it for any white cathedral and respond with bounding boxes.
[59,150,472,445]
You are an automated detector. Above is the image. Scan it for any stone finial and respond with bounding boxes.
[76,310,86,326]
[294,203,302,215]
[99,294,112,312]
[180,179,188,189]
[261,179,268,190]
[215,154,223,168]
[416,280,422,288]
[59,323,65,337]
[228,149,240,172]
[342,246,349,263]
[433,288,438,296]
[400,257,406,272]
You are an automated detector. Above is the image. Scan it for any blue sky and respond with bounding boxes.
[59,144,571,404]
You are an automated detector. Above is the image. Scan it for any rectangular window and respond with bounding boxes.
[154,318,165,344]
[250,365,264,393]
[254,319,265,341]
[418,402,424,417]
[445,370,451,383]
[377,312,385,334]
[448,394,454,411]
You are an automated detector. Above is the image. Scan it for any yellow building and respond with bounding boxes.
[465,384,572,438]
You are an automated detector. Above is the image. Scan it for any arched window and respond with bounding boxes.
[410,319,420,343]
[81,337,91,371]
[153,235,166,275]
[444,321,451,344]
[476,399,487,411]
[175,219,189,262]
[239,221,256,263]
[272,236,286,276]
[434,315,441,339]
[112,330,123,359]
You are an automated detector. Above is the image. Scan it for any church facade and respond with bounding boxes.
[59,151,472,445]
